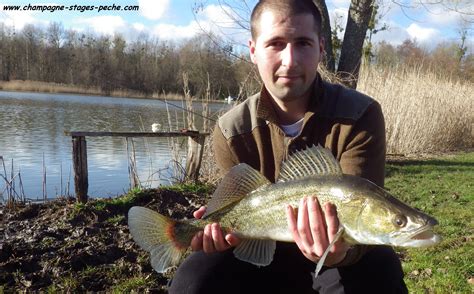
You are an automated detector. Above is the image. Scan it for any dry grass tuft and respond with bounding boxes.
[358,64,473,155]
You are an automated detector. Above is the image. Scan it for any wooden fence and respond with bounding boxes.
[66,131,209,203]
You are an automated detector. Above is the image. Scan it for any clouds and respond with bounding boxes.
[152,22,200,40]
[149,4,249,43]
[406,23,440,43]
[0,6,47,29]
[75,15,127,36]
[138,0,169,21]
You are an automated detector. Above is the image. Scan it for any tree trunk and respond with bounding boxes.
[313,0,335,72]
[337,0,374,88]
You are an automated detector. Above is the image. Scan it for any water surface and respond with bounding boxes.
[0,91,229,200]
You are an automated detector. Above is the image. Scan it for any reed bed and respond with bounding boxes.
[357,65,473,155]
[0,80,183,100]
[0,80,220,102]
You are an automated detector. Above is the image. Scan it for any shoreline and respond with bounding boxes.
[0,80,227,103]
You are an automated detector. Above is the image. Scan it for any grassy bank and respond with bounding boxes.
[385,152,473,293]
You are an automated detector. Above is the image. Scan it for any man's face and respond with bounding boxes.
[249,11,324,104]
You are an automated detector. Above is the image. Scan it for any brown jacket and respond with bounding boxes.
[212,74,386,266]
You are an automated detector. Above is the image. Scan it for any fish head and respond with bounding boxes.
[349,189,441,247]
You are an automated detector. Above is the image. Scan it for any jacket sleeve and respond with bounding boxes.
[333,101,386,267]
[212,122,239,174]
[340,101,386,187]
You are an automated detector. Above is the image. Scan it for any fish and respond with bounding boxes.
[128,146,441,276]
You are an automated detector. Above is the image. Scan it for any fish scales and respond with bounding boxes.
[210,175,375,241]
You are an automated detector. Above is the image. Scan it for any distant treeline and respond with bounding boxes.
[0,22,258,99]
[0,22,472,99]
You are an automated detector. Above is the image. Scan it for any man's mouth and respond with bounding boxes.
[277,75,301,82]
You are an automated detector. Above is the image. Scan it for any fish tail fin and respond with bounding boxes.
[128,206,195,273]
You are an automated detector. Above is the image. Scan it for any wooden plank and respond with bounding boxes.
[68,130,211,200]
[66,131,210,138]
[72,136,88,203]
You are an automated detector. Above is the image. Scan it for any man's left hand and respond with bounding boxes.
[286,196,350,266]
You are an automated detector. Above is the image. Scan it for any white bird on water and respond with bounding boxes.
[151,123,161,132]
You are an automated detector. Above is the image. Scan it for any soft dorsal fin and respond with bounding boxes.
[278,145,342,183]
[203,163,270,218]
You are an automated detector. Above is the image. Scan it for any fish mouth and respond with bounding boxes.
[401,222,441,247]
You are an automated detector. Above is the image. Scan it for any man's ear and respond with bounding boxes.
[249,39,257,64]
[319,37,325,56]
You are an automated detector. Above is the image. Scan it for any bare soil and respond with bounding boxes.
[0,188,209,292]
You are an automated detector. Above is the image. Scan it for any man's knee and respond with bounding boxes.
[168,250,251,294]
[341,246,407,293]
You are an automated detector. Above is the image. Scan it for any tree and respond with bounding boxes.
[396,39,427,67]
[336,0,375,88]
[374,41,397,67]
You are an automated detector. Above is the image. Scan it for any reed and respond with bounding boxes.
[0,80,223,102]
[125,138,141,190]
[357,64,473,155]
[0,157,26,207]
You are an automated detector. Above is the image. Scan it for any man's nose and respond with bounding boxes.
[281,43,297,68]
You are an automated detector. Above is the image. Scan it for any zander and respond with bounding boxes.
[128,146,441,276]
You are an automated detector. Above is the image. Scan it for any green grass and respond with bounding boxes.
[161,182,214,194]
[385,152,473,293]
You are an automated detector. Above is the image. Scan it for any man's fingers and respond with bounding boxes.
[211,223,229,251]
[308,196,329,256]
[193,206,206,219]
[324,203,348,255]
[325,203,339,240]
[286,205,301,244]
[297,197,314,251]
[203,224,215,253]
[225,233,241,247]
[190,231,203,251]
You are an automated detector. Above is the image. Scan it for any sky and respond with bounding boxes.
[0,0,473,52]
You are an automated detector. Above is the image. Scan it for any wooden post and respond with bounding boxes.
[72,136,88,203]
[185,134,206,182]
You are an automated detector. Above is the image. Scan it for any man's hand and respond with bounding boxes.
[286,196,350,266]
[190,206,241,253]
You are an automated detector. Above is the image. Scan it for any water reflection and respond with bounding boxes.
[0,91,228,199]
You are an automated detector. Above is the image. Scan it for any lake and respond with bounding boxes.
[0,91,230,200]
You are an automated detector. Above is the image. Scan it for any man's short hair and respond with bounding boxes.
[250,0,322,40]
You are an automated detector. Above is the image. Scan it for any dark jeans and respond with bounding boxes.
[168,242,408,294]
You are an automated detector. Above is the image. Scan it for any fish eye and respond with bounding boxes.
[392,214,407,228]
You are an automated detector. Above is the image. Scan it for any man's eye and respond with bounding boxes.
[297,41,312,47]
[268,41,285,48]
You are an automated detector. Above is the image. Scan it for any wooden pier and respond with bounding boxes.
[66,130,209,203]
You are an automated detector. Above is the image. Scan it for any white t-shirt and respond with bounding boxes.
[280,117,304,137]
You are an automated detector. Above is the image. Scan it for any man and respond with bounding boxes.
[169,0,407,293]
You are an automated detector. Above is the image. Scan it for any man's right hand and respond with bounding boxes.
[190,206,241,253]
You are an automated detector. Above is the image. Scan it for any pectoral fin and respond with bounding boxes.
[314,226,345,278]
[233,239,276,267]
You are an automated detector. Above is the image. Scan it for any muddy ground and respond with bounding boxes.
[0,187,211,292]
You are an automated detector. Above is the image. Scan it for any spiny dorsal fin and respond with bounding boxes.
[278,145,342,183]
[203,163,270,218]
